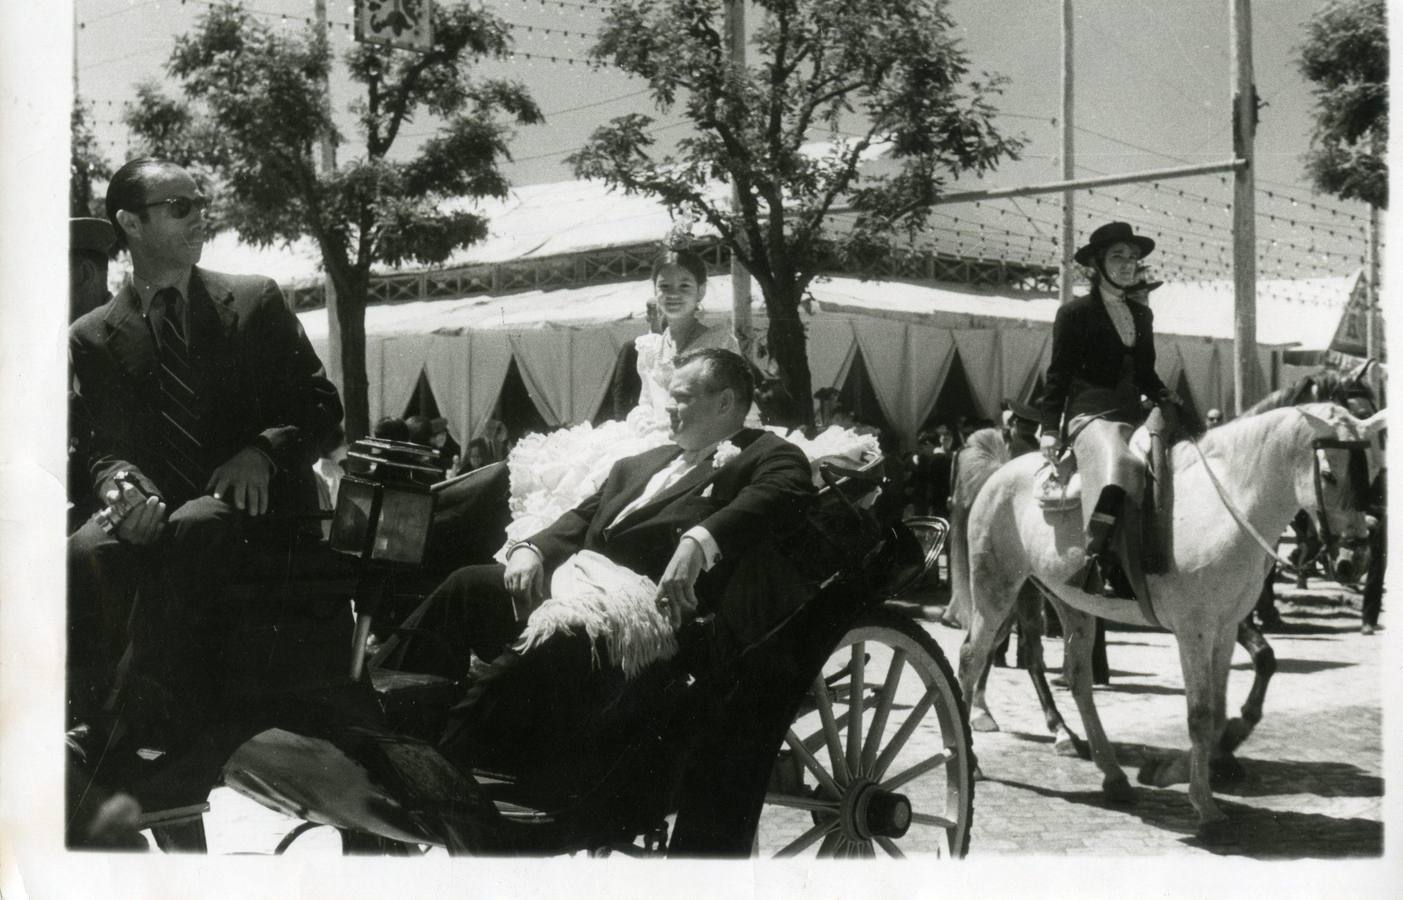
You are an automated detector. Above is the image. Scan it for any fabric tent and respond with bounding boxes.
[293,269,1359,449]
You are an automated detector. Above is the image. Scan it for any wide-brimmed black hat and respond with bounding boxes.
[1006,398,1041,424]
[1074,221,1155,266]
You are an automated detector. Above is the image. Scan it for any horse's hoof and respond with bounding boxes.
[1054,732,1087,759]
[1136,758,1162,786]
[1102,773,1136,805]
[1210,755,1248,786]
[1196,818,1240,846]
[970,710,1000,733]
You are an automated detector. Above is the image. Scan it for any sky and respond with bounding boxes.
[69,0,1384,293]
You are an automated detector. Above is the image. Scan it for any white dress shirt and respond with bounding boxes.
[510,432,741,572]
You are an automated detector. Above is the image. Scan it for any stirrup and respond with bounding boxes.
[1068,553,1134,599]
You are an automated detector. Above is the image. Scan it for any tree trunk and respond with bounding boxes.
[326,262,370,440]
[763,288,814,429]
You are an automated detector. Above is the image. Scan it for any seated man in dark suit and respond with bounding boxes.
[408,347,815,854]
[67,158,343,739]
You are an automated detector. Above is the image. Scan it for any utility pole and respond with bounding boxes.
[724,0,752,354]
[314,0,337,175]
[1059,0,1075,305]
[1230,0,1258,414]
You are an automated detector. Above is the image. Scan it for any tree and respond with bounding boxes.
[1298,0,1387,208]
[127,2,542,437]
[570,0,1021,426]
[71,98,112,217]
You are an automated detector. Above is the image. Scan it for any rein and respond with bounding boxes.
[1188,433,1368,577]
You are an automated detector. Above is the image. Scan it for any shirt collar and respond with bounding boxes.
[678,427,744,466]
[128,268,193,317]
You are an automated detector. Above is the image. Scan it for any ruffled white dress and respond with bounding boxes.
[499,324,880,558]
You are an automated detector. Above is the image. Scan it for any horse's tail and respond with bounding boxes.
[947,430,1011,625]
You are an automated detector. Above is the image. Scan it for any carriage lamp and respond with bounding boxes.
[329,438,440,566]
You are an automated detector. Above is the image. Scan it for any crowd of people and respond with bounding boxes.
[63,156,1384,852]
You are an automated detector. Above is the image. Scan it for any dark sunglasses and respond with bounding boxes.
[137,195,211,219]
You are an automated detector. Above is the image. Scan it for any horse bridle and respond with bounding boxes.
[1189,435,1370,579]
[1309,437,1372,579]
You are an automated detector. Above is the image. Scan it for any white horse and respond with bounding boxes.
[956,403,1383,840]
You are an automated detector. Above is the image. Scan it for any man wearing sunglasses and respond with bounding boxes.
[66,158,342,771]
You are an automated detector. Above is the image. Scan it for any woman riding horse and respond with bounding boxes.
[1038,221,1176,596]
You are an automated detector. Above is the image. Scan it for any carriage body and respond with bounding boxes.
[112,456,973,858]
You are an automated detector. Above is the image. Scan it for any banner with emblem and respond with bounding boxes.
[355,0,433,53]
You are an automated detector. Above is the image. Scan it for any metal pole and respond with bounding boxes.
[315,0,337,174]
[725,0,752,353]
[829,159,1243,215]
[1230,0,1258,415]
[1060,0,1075,305]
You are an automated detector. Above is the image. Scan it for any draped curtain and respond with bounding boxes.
[1175,339,1219,414]
[951,329,999,419]
[852,319,956,448]
[423,332,513,443]
[374,335,431,423]
[508,326,623,427]
[998,328,1050,408]
[807,318,859,391]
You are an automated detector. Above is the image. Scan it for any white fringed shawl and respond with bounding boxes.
[514,550,678,679]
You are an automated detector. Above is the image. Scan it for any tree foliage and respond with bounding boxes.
[71,98,112,217]
[570,0,1022,424]
[126,2,542,437]
[1298,0,1388,208]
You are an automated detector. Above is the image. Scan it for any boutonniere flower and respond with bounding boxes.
[713,440,741,468]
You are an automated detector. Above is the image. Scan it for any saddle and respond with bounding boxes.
[1032,406,1180,623]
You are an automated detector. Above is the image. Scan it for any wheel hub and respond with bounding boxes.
[838,779,912,841]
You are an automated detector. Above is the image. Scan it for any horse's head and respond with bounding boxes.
[1295,403,1384,564]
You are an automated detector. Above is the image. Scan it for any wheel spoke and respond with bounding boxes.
[775,817,839,858]
[783,729,843,798]
[763,792,840,813]
[875,836,906,858]
[910,812,958,830]
[880,748,952,792]
[846,642,865,773]
[861,648,907,772]
[871,684,937,779]
[817,830,843,857]
[811,674,852,784]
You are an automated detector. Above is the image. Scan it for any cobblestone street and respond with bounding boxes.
[908,578,1385,859]
[196,575,1385,864]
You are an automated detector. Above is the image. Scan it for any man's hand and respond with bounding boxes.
[503,546,546,619]
[1039,432,1060,463]
[655,537,706,630]
[206,446,273,515]
[108,483,167,545]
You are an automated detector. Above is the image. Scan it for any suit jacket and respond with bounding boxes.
[69,267,342,511]
[526,427,816,648]
[1038,287,1167,431]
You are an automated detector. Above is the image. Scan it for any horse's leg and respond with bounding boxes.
[967,612,1016,733]
[1017,585,1084,758]
[1056,602,1133,804]
[957,552,1021,736]
[1212,619,1275,783]
[1175,628,1234,836]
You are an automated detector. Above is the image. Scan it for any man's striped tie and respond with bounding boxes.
[152,287,207,497]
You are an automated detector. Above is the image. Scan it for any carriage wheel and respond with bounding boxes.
[755,609,974,858]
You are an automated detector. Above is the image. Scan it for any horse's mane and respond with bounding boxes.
[1241,369,1364,417]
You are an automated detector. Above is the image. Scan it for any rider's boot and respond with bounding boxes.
[1068,486,1130,597]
